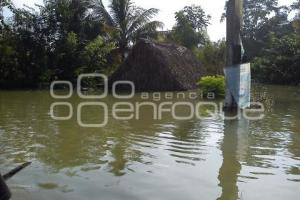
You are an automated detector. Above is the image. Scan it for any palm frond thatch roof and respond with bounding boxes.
[109,39,205,91]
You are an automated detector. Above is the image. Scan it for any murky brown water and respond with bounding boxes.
[0,84,299,200]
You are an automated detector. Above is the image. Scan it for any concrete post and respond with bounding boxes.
[225,0,243,109]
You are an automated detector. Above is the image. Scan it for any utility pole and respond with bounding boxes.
[224,0,250,110]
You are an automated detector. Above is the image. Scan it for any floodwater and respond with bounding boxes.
[0,85,299,200]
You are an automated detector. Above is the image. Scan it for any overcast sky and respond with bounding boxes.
[11,0,295,41]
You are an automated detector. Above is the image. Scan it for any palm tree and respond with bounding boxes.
[89,0,163,60]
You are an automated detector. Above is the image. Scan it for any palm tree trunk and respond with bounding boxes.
[119,39,128,62]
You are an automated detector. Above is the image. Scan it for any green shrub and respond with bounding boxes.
[197,75,225,98]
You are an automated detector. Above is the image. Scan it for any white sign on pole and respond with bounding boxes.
[224,63,251,109]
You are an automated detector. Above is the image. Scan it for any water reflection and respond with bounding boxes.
[217,116,249,200]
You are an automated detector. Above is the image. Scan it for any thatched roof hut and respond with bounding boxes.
[109,39,205,92]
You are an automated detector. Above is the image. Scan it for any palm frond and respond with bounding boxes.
[110,0,132,27]
[127,8,159,36]
[88,0,161,59]
[89,0,115,26]
[130,20,164,42]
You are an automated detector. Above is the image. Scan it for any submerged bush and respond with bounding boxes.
[197,75,225,98]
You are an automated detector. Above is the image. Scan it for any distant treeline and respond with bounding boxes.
[0,0,163,89]
[0,0,300,89]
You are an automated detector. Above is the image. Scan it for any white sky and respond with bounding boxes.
[12,0,295,41]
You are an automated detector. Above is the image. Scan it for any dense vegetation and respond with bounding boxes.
[236,0,300,85]
[253,33,300,84]
[0,0,299,89]
[0,0,162,89]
